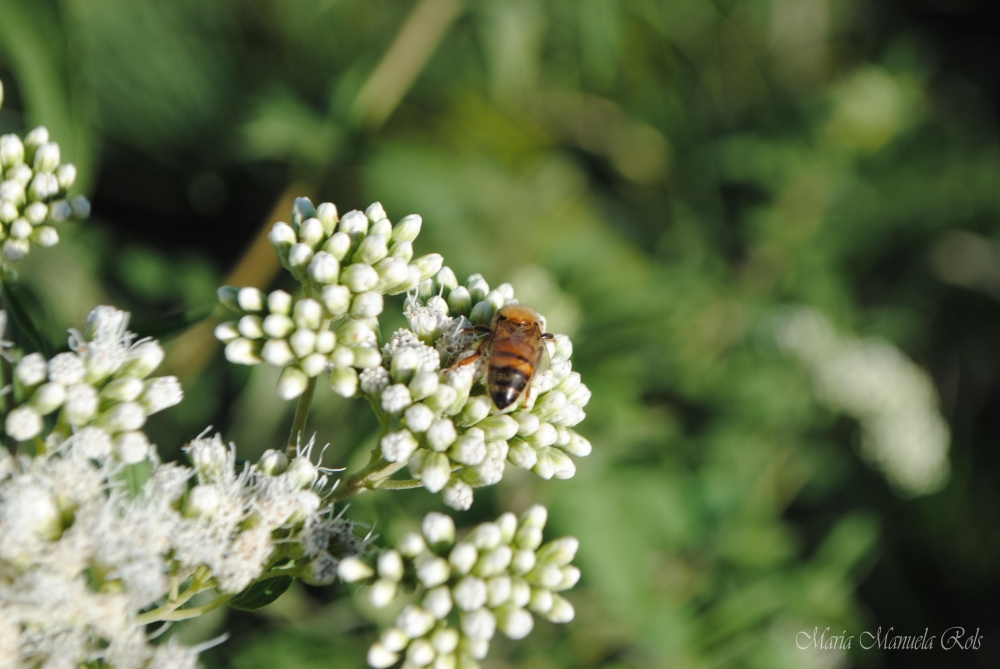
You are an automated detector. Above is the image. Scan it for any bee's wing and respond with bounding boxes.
[536,333,552,374]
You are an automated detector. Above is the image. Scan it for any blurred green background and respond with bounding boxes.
[2,0,1000,667]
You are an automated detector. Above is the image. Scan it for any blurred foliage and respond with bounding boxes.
[3,0,1000,667]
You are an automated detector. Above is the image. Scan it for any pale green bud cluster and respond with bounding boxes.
[216,198,445,400]
[215,284,382,399]
[358,272,591,510]
[338,506,579,669]
[0,82,89,264]
[4,307,181,464]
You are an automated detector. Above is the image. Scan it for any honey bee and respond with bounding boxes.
[452,304,554,411]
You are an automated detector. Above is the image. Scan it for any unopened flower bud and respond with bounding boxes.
[417,556,451,588]
[425,384,458,414]
[277,365,310,400]
[261,339,295,367]
[371,218,392,238]
[557,565,581,591]
[542,593,575,623]
[316,202,338,234]
[398,532,427,557]
[55,163,76,191]
[374,256,409,292]
[16,353,48,387]
[369,579,398,608]
[422,511,456,548]
[447,286,472,315]
[443,479,473,510]
[510,549,536,576]
[322,231,351,260]
[24,201,47,224]
[64,384,99,425]
[316,330,337,354]
[23,126,49,160]
[396,605,436,639]
[339,210,369,238]
[341,263,379,293]
[354,233,388,265]
[3,239,29,261]
[404,403,435,433]
[293,298,323,330]
[381,628,409,653]
[31,382,66,415]
[307,252,340,284]
[469,301,492,327]
[520,504,548,529]
[284,456,317,488]
[409,370,439,400]
[412,254,444,281]
[298,217,325,248]
[238,315,264,339]
[292,197,317,226]
[29,173,59,201]
[389,240,413,261]
[331,346,355,368]
[526,422,558,449]
[140,376,183,414]
[0,201,18,223]
[330,366,358,397]
[33,142,60,173]
[381,429,419,463]
[506,439,537,470]
[225,338,262,365]
[531,449,557,480]
[377,549,405,582]
[269,222,297,260]
[350,291,383,319]
[461,608,497,641]
[382,384,413,414]
[97,401,146,433]
[258,449,289,475]
[352,346,381,368]
[338,556,374,583]
[548,448,576,479]
[301,352,328,377]
[32,226,58,248]
[217,286,241,311]
[69,195,90,219]
[536,537,578,567]
[321,284,351,316]
[450,431,486,466]
[391,214,422,242]
[115,431,151,464]
[6,406,42,441]
[121,341,166,378]
[456,396,491,428]
[10,218,32,240]
[367,644,398,669]
[422,586,453,621]
[287,243,314,274]
[0,134,24,167]
[426,418,457,451]
[496,604,534,639]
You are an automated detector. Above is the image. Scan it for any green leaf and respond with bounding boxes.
[228,575,294,611]
[2,280,51,357]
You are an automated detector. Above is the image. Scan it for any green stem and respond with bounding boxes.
[136,566,210,625]
[372,478,424,491]
[330,457,407,501]
[146,591,236,622]
[286,376,318,457]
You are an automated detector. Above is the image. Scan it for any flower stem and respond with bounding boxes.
[286,376,318,457]
[373,478,424,490]
[330,457,407,501]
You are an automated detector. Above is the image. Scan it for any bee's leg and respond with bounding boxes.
[541,333,555,340]
[446,351,482,372]
[463,325,493,335]
[522,385,534,409]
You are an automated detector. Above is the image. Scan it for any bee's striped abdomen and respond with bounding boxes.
[488,349,535,410]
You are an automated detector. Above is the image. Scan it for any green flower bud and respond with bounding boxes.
[460,608,497,641]
[339,210,369,239]
[10,218,32,240]
[33,142,60,173]
[292,197,317,227]
[293,298,323,330]
[426,417,458,451]
[302,555,338,586]
[370,217,392,238]
[338,556,375,583]
[298,217,325,248]
[32,226,58,248]
[184,484,220,518]
[330,345,354,369]
[409,370,440,400]
[307,252,340,284]
[217,286,241,311]
[261,339,295,367]
[526,422,557,449]
[548,448,576,479]
[258,449,289,475]
[496,604,534,640]
[24,201,47,224]
[316,330,337,354]
[69,195,90,219]
[542,593,574,623]
[0,201,18,223]
[23,126,49,163]
[301,352,329,377]
[392,214,422,243]
[0,134,24,168]
[4,239,29,261]
[535,537,578,567]
[269,222,296,260]
[469,301,493,327]
[330,366,359,397]
[214,321,240,343]
[477,415,518,441]
[424,587,454,621]
[467,275,489,304]
[510,549,536,576]
[237,315,264,339]
[277,365,310,400]
[366,201,387,222]
[411,254,444,281]
[352,346,382,368]
[420,452,452,493]
[225,338,262,365]
[450,430,486,466]
[31,382,66,415]
[389,240,414,261]
[378,549,405,582]
[101,377,144,402]
[447,286,472,316]
[350,291,383,319]
[287,243,314,276]
[369,579,398,608]
[341,263,379,293]
[374,256,409,292]
[289,329,317,358]
[321,284,351,316]
[387,265,422,295]
[262,313,294,339]
[47,199,70,222]
[322,231,352,260]
[456,396,491,427]
[337,319,375,346]
[519,504,548,530]
[449,543,479,575]
[316,202,339,235]
[506,439,537,470]
[354,233,389,265]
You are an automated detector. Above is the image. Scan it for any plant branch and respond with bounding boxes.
[286,377,318,457]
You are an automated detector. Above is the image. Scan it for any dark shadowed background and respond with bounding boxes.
[2,0,1000,667]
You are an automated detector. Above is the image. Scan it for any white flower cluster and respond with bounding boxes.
[0,427,361,668]
[215,198,444,399]
[338,506,579,669]
[774,307,950,496]
[4,307,182,466]
[0,79,90,263]
[360,271,591,510]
